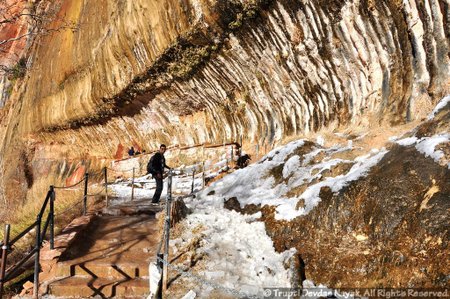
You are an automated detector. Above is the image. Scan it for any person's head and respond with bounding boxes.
[159,144,167,154]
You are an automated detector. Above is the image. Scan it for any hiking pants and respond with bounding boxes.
[152,177,163,203]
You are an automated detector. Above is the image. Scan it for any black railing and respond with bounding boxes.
[0,172,94,298]
[0,185,55,299]
[0,140,248,298]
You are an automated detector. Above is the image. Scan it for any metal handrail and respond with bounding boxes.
[2,248,37,282]
[0,141,243,297]
[0,165,111,297]
[0,185,56,298]
[8,221,37,248]
[38,189,52,219]
[40,212,52,242]
[53,177,86,189]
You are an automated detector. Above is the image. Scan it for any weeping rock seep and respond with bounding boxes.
[12,0,450,153]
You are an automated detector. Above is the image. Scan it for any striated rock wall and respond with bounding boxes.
[0,0,449,217]
[10,0,450,147]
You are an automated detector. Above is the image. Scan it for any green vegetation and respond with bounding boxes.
[167,46,212,79]
[227,0,270,30]
[228,13,244,30]
[8,58,27,81]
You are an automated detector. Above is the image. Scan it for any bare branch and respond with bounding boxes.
[0,0,79,77]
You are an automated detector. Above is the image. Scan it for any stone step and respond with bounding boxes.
[48,276,149,298]
[102,203,164,216]
[55,262,150,279]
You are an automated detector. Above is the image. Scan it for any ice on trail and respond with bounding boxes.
[178,196,296,297]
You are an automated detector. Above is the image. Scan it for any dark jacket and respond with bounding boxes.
[147,152,170,175]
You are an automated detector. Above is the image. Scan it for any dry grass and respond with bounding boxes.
[0,175,105,251]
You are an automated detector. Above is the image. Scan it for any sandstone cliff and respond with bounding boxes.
[0,0,449,290]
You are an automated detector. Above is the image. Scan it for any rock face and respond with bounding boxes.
[4,0,450,146]
[0,0,449,286]
[264,143,449,287]
[0,0,447,205]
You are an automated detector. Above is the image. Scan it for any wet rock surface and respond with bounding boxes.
[261,143,449,287]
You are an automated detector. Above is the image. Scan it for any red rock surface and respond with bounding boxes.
[65,165,86,186]
[0,0,27,67]
[114,143,125,160]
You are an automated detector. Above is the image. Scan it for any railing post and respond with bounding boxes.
[104,167,109,207]
[34,216,41,298]
[49,186,55,250]
[162,170,173,292]
[256,143,259,160]
[83,173,89,215]
[191,170,195,194]
[230,146,234,168]
[131,167,135,201]
[157,252,163,299]
[202,161,205,189]
[0,224,11,299]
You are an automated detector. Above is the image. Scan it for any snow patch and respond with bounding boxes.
[283,155,301,178]
[198,139,383,221]
[415,134,450,168]
[175,202,296,297]
[427,95,450,120]
[316,135,325,146]
[396,137,418,146]
[396,134,449,168]
[276,149,388,220]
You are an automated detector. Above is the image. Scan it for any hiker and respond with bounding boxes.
[234,144,242,159]
[147,144,171,204]
[237,153,251,168]
[234,144,251,168]
[128,146,135,156]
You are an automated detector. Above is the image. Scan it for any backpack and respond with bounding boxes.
[147,155,155,174]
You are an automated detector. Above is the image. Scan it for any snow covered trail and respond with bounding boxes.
[174,196,296,298]
[167,138,391,297]
[108,138,391,298]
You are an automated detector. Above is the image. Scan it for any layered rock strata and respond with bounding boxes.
[5,0,450,152]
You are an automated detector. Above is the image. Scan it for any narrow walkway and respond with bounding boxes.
[42,199,163,298]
